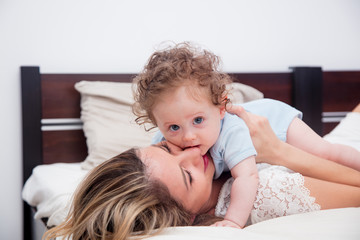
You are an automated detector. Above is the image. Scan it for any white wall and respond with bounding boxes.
[0,0,359,239]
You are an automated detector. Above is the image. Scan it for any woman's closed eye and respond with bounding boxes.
[185,169,193,184]
[193,117,203,125]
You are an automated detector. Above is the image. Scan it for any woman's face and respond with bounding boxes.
[139,142,215,214]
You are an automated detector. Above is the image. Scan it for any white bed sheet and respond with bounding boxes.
[22,112,360,239]
[144,208,360,240]
[22,162,87,227]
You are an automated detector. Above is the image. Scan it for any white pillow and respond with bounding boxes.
[227,82,264,104]
[75,81,156,170]
[75,81,263,170]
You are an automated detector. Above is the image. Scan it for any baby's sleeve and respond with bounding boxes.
[222,123,257,170]
[151,130,165,144]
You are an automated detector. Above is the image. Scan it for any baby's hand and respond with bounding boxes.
[211,219,242,228]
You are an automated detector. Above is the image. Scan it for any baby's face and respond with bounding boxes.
[152,85,225,156]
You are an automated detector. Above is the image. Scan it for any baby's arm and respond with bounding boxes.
[213,156,258,228]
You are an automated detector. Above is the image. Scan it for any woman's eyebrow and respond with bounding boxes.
[151,144,169,152]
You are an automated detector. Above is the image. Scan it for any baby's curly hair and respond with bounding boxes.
[133,42,232,130]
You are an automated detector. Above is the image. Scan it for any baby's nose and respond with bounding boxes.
[183,130,196,142]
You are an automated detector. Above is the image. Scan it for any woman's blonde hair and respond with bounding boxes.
[133,42,232,130]
[43,148,193,240]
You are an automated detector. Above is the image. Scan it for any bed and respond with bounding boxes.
[20,66,360,240]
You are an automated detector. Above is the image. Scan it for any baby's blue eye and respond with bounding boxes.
[170,125,180,131]
[193,117,203,125]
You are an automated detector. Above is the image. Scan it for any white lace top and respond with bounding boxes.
[215,164,321,225]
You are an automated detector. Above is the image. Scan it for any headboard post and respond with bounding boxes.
[21,66,42,240]
[291,67,323,135]
[21,66,43,184]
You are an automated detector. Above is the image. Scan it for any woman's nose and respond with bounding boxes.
[179,147,202,167]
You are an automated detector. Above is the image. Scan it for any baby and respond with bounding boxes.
[132,42,360,228]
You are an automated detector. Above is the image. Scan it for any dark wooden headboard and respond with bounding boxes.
[20,66,359,240]
[21,66,360,180]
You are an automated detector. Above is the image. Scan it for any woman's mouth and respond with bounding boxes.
[203,154,209,172]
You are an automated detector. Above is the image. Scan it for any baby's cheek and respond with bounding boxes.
[165,136,183,148]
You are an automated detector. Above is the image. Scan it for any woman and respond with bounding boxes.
[43,106,360,240]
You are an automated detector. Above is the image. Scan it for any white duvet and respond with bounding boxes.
[22,112,360,239]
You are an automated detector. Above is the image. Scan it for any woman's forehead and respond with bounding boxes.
[139,145,170,168]
[139,146,184,186]
[138,146,157,163]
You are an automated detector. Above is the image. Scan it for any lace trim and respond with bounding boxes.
[215,178,233,218]
[215,165,321,224]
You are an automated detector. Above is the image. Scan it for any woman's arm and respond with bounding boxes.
[227,105,360,187]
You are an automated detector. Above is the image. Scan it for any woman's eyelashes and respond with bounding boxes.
[185,169,193,184]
